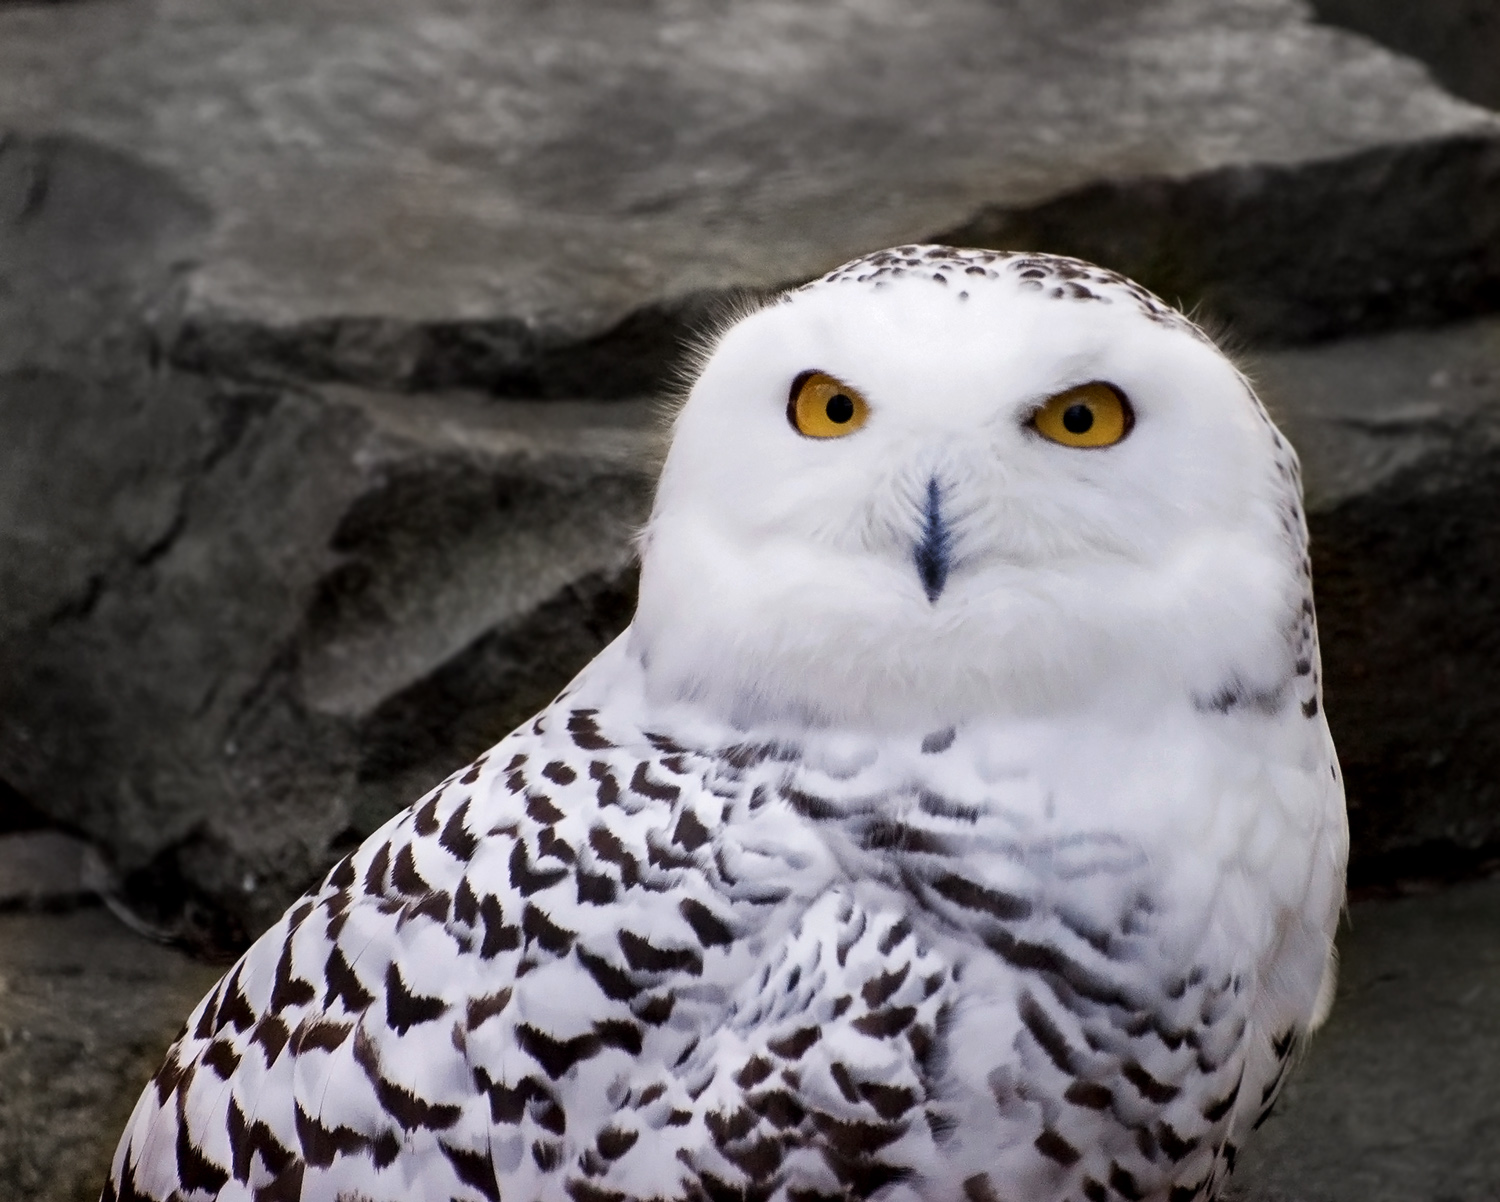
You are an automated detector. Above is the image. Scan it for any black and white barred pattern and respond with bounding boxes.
[105,684,1307,1202]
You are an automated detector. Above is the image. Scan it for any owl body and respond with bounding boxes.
[107,248,1346,1202]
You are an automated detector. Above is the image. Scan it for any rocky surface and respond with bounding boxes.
[4,869,1496,1202]
[1310,0,1500,112]
[1233,874,1500,1202]
[0,0,1498,397]
[1,0,1500,941]
[1255,319,1500,887]
[0,906,222,1202]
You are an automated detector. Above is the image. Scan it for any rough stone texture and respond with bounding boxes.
[3,878,1496,1202]
[0,831,96,908]
[1,0,1499,396]
[0,377,654,943]
[0,907,222,1202]
[1233,874,1500,1201]
[1253,318,1500,885]
[1310,0,1500,112]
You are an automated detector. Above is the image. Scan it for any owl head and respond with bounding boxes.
[632,247,1310,733]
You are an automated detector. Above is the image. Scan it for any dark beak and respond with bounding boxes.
[914,476,951,603]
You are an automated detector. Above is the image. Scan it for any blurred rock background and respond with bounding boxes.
[1,1,1497,1199]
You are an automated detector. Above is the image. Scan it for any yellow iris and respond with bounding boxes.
[788,371,871,438]
[1030,382,1133,448]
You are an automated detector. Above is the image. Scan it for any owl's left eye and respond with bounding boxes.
[1030,382,1134,449]
[788,371,871,439]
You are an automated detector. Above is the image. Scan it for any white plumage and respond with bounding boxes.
[106,246,1347,1202]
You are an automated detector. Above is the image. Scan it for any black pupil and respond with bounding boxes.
[1062,403,1094,434]
[825,394,855,424]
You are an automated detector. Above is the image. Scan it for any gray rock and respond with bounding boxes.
[1253,317,1500,882]
[0,832,96,909]
[1233,874,1500,1201]
[1309,0,1500,112]
[0,907,222,1202]
[0,377,655,942]
[1,0,1498,397]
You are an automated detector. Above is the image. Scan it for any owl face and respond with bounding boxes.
[633,249,1306,731]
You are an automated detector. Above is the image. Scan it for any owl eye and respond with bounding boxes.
[1030,382,1134,448]
[788,371,871,439]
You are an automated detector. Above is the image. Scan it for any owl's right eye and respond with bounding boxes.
[788,371,871,438]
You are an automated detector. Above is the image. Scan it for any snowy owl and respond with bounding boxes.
[105,246,1347,1202]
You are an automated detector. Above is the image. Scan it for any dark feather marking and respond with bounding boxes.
[327,855,356,890]
[215,967,256,1033]
[577,869,618,905]
[963,1174,1001,1202]
[202,1038,241,1080]
[577,946,642,1001]
[324,946,375,1012]
[1110,1162,1146,1200]
[861,965,910,1009]
[673,808,711,851]
[1157,1122,1198,1161]
[596,1127,639,1160]
[415,794,441,836]
[831,1062,860,1103]
[251,1015,291,1065]
[527,792,566,825]
[295,1101,369,1167]
[860,1081,917,1121]
[292,1018,351,1055]
[523,903,576,955]
[538,827,576,863]
[151,1052,186,1104]
[406,889,451,925]
[466,988,513,1030]
[1063,1080,1112,1110]
[1202,1071,1243,1121]
[596,1018,644,1055]
[385,962,447,1033]
[736,1055,774,1089]
[516,1024,603,1078]
[635,994,675,1025]
[619,929,702,976]
[929,873,1032,921]
[392,845,429,896]
[590,762,621,806]
[269,941,316,1014]
[440,800,480,861]
[253,1160,304,1202]
[1019,992,1082,1075]
[589,826,641,887]
[479,893,522,959]
[852,1006,917,1038]
[364,842,391,895]
[474,1069,548,1123]
[569,710,614,751]
[878,918,913,955]
[750,1088,806,1129]
[510,839,568,896]
[1034,1128,1081,1166]
[1122,1059,1181,1104]
[442,1140,502,1201]
[454,877,480,925]
[631,762,680,802]
[767,1026,821,1060]
[680,897,735,947]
